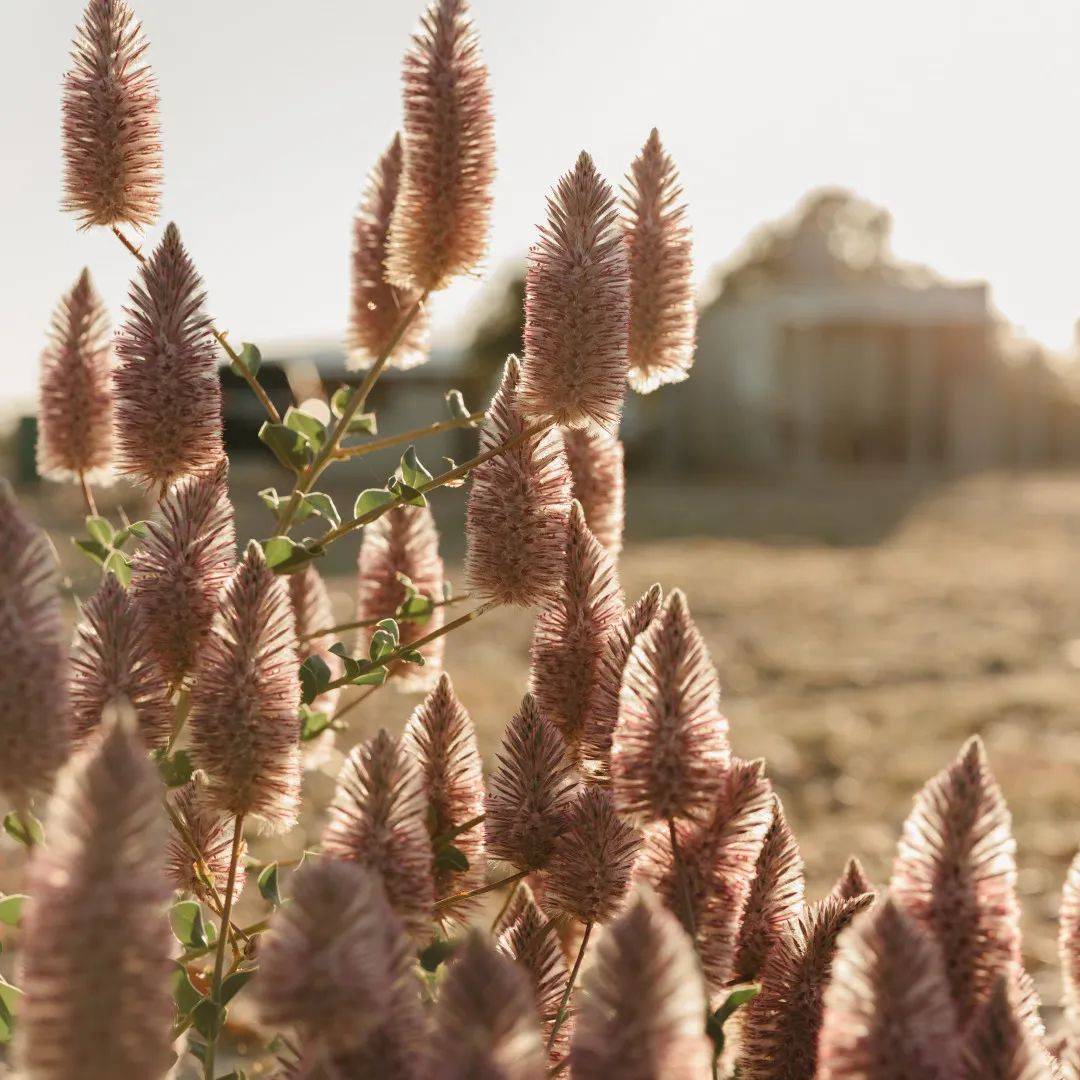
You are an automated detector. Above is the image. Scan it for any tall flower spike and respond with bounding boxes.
[528,501,624,747]
[485,694,579,871]
[890,736,1021,1026]
[37,269,114,484]
[519,152,630,434]
[962,975,1057,1080]
[403,674,486,918]
[432,931,547,1080]
[188,540,301,831]
[386,0,495,294]
[563,426,626,557]
[129,458,236,687]
[354,503,445,689]
[829,856,875,903]
[322,729,434,940]
[165,772,246,903]
[621,129,696,393]
[349,133,431,369]
[611,587,730,823]
[570,887,712,1080]
[733,796,806,984]
[289,564,342,729]
[817,896,962,1080]
[61,0,162,229]
[465,356,573,606]
[740,893,875,1080]
[1061,850,1080,1036]
[18,710,174,1080]
[580,583,662,781]
[0,481,70,807]
[113,222,224,489]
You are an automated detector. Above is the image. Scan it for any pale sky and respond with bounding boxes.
[5,0,1080,410]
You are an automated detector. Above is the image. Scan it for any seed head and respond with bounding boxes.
[289,563,342,732]
[962,974,1057,1080]
[349,134,431,370]
[113,223,224,489]
[165,772,246,904]
[386,0,495,294]
[519,152,630,434]
[829,857,875,903]
[621,129,695,393]
[465,357,573,606]
[188,540,301,830]
[37,269,115,484]
[563,426,625,557]
[61,0,162,230]
[611,588,730,823]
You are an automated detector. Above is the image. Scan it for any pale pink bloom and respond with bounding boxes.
[829,856,876,903]
[323,729,434,941]
[611,588,730,823]
[188,541,301,830]
[349,133,431,369]
[289,563,342,729]
[37,269,114,484]
[113,223,224,489]
[890,736,1021,1025]
[386,0,495,294]
[562,426,625,557]
[962,974,1057,1080]
[61,0,162,229]
[621,129,696,393]
[165,771,246,903]
[519,152,630,434]
[1061,850,1080,1039]
[465,356,573,607]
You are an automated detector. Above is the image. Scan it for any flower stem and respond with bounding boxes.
[77,471,98,516]
[489,876,521,932]
[547,921,593,1054]
[333,411,485,460]
[433,867,529,912]
[301,594,471,641]
[668,818,697,939]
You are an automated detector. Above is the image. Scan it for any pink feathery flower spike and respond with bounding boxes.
[323,728,434,941]
[611,587,730,823]
[386,0,495,294]
[403,674,486,919]
[485,694,579,872]
[733,795,806,984]
[519,152,630,434]
[817,895,962,1080]
[962,974,1057,1080]
[563,426,626,558]
[497,885,571,1062]
[129,457,236,687]
[165,771,246,904]
[289,563,342,744]
[528,501,624,748]
[188,540,301,831]
[580,583,662,781]
[432,930,547,1080]
[890,736,1021,1026]
[740,892,875,1080]
[1060,850,1080,1038]
[61,0,162,230]
[349,133,431,370]
[113,222,224,490]
[255,859,427,1075]
[355,502,445,690]
[829,856,876,903]
[465,356,573,606]
[546,786,642,925]
[70,572,171,748]
[36,269,115,485]
[17,708,174,1080]
[0,480,71,808]
[570,887,713,1080]
[621,129,696,393]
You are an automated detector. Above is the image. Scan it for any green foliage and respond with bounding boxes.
[330,386,377,433]
[3,812,43,848]
[262,535,324,575]
[258,488,340,530]
[258,421,309,472]
[170,901,213,951]
[232,342,262,378]
[257,863,282,908]
[154,748,194,788]
[0,895,27,927]
[353,487,397,520]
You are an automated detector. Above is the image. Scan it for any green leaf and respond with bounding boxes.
[303,492,341,529]
[397,591,435,624]
[0,895,27,927]
[419,938,459,973]
[445,389,474,422]
[157,749,195,789]
[299,707,332,742]
[368,619,399,662]
[233,342,262,377]
[191,998,225,1041]
[172,964,204,1016]
[262,536,324,575]
[284,407,327,452]
[299,655,332,705]
[104,549,132,587]
[330,385,353,417]
[0,978,22,1044]
[398,649,425,667]
[388,476,427,508]
[399,445,433,490]
[349,666,388,688]
[74,537,111,566]
[258,421,310,472]
[353,487,396,521]
[3,812,43,848]
[85,515,113,546]
[112,520,149,548]
[708,984,760,1055]
[257,487,282,513]
[258,863,282,907]
[170,900,208,950]
[433,844,469,873]
[220,968,257,1005]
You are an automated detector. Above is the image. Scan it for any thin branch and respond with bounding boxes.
[547,921,593,1054]
[333,411,484,460]
[432,868,530,912]
[77,470,98,516]
[301,594,471,642]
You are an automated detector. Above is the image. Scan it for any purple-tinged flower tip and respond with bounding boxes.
[829,856,876,903]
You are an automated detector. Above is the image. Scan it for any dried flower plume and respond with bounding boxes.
[621,129,695,393]
[563,426,626,557]
[61,0,162,229]
[323,729,434,940]
[37,269,115,484]
[386,0,495,294]
[829,857,875,903]
[962,974,1057,1080]
[465,357,573,606]
[570,887,712,1080]
[519,152,630,434]
[113,222,224,489]
[18,712,174,1080]
[612,587,730,823]
[890,736,1021,1026]
[165,772,246,903]
[129,458,236,686]
[528,501,624,747]
[349,133,431,369]
[485,694,579,871]
[188,540,301,830]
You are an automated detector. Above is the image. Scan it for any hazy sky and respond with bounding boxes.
[5,0,1080,409]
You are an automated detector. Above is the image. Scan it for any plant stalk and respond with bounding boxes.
[669,818,697,939]
[302,594,470,641]
[432,867,529,912]
[334,411,485,460]
[77,471,98,516]
[547,921,593,1054]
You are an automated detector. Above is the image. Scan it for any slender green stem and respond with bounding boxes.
[547,921,593,1054]
[434,812,485,848]
[77,471,98,516]
[669,818,697,939]
[330,681,384,726]
[333,411,485,460]
[490,875,521,933]
[301,595,471,641]
[433,867,529,912]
